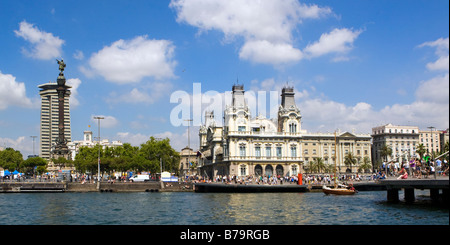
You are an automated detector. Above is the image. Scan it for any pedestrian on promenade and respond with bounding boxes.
[397,165,408,179]
[414,159,422,179]
[409,159,415,176]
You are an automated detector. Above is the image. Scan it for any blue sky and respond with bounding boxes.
[0,0,448,157]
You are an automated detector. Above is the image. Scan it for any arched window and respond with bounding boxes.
[289,122,297,133]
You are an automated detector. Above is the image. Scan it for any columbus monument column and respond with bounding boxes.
[51,59,71,160]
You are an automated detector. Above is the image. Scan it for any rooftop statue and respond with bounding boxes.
[56,59,66,73]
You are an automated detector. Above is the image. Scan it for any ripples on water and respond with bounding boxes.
[0,191,448,225]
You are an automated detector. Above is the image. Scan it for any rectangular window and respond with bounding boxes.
[266,147,271,157]
[240,145,246,157]
[276,147,282,157]
[290,146,297,157]
[255,146,261,157]
[238,126,246,132]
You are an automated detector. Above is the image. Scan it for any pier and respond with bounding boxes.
[378,177,449,204]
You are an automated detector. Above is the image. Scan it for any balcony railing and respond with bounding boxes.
[223,156,303,162]
[227,131,301,137]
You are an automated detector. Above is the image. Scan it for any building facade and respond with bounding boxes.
[178,146,198,177]
[38,82,72,160]
[419,129,442,154]
[371,124,420,165]
[198,85,372,179]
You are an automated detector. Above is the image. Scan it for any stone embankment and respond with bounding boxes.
[0,181,194,193]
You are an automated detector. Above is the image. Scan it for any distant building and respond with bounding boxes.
[67,130,123,160]
[38,81,72,160]
[371,124,419,164]
[440,129,449,153]
[179,146,198,177]
[419,129,443,154]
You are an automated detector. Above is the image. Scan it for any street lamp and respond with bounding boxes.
[427,126,436,179]
[94,116,104,190]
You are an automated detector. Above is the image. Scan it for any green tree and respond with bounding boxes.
[0,147,23,171]
[139,137,180,174]
[344,152,357,173]
[52,156,73,170]
[74,146,98,174]
[380,144,393,162]
[36,165,48,175]
[21,156,47,176]
[72,138,180,178]
[416,143,426,161]
[312,157,326,173]
[358,156,372,173]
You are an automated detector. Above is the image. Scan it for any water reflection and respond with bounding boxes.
[0,191,447,225]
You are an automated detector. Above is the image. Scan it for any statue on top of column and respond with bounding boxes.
[56,59,66,73]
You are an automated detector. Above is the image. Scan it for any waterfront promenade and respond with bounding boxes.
[0,181,194,193]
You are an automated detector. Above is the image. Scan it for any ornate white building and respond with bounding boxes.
[198,85,372,179]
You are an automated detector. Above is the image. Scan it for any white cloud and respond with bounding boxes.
[0,71,33,110]
[14,20,64,60]
[106,81,173,104]
[170,0,332,65]
[0,136,34,158]
[239,40,303,65]
[73,50,84,60]
[415,73,449,104]
[248,72,448,134]
[116,128,199,152]
[303,28,362,59]
[418,37,449,72]
[116,132,150,146]
[83,35,176,83]
[66,78,81,108]
[90,115,119,128]
[298,74,449,133]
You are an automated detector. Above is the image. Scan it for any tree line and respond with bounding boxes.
[0,137,180,178]
[304,153,372,174]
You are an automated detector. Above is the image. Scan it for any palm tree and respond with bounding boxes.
[416,143,426,161]
[380,144,393,162]
[359,156,372,173]
[344,152,357,173]
[313,157,326,173]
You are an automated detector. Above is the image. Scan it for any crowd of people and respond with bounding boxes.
[376,157,448,180]
[183,173,379,186]
[187,174,300,185]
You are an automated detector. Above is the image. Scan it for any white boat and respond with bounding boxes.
[322,184,356,195]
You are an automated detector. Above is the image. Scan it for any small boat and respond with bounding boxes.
[322,131,356,195]
[322,184,356,195]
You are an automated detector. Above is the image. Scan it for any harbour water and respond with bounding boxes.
[0,190,448,225]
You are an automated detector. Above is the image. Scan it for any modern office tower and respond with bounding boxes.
[38,60,72,160]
